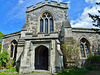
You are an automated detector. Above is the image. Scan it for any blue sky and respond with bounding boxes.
[0,0,100,35]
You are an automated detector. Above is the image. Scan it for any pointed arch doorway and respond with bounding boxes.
[35,45,48,70]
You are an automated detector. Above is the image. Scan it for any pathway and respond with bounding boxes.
[19,73,55,75]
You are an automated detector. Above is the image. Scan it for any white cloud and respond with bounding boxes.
[59,0,63,2]
[85,0,100,3]
[19,0,24,4]
[53,0,63,2]
[71,2,100,28]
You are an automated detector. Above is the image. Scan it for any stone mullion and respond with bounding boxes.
[83,44,86,57]
[43,19,45,33]
[13,44,15,58]
[48,18,50,33]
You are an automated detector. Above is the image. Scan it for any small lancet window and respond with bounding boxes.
[40,19,43,32]
[10,45,14,58]
[50,18,53,32]
[85,44,89,57]
[10,40,18,58]
[14,45,17,59]
[45,18,48,34]
[80,44,85,58]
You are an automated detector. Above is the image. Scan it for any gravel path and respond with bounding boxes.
[19,73,53,75]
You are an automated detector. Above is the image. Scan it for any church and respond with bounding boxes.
[1,0,100,73]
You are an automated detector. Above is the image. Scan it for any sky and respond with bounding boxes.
[0,0,100,35]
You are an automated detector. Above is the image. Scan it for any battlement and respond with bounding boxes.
[27,0,68,12]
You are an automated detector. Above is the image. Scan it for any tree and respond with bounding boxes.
[0,31,4,52]
[88,3,100,28]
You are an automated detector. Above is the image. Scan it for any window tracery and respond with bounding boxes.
[80,38,90,58]
[40,12,53,34]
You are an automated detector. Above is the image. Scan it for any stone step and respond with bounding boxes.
[34,70,50,73]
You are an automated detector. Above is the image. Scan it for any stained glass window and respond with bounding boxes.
[43,15,46,18]
[80,44,85,57]
[85,44,89,57]
[80,38,90,58]
[50,18,53,32]
[40,12,53,34]
[45,19,48,34]
[40,19,43,32]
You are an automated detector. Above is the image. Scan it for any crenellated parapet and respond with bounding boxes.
[27,0,68,12]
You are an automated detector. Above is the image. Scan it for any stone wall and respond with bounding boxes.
[2,32,20,51]
[72,28,100,54]
[22,0,68,35]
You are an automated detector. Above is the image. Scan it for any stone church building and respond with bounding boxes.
[1,0,100,73]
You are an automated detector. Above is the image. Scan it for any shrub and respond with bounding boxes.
[0,49,9,67]
[0,67,18,75]
[87,55,100,63]
[6,63,12,69]
[6,60,14,69]
[30,71,34,73]
[85,65,100,71]
[0,63,1,69]
[0,31,4,53]
[85,55,100,71]
[86,55,100,67]
[4,67,17,72]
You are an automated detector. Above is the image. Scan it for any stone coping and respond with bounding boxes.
[26,0,68,13]
[22,37,58,40]
[72,27,100,30]
[72,27,100,33]
[2,31,21,39]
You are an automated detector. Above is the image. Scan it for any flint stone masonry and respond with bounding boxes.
[1,0,100,74]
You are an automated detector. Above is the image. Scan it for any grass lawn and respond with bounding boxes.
[57,68,100,75]
[0,67,18,75]
[58,71,100,75]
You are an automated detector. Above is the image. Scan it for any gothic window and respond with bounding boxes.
[80,38,90,58]
[10,40,18,59]
[40,12,53,34]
